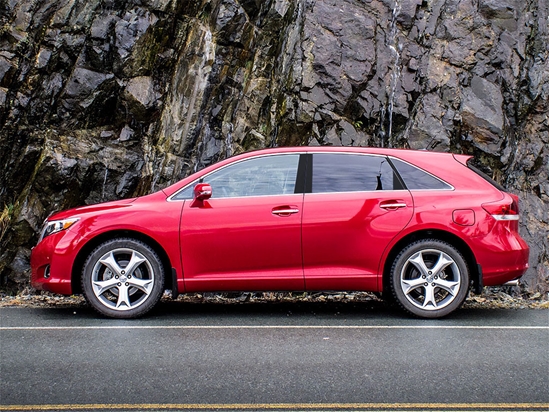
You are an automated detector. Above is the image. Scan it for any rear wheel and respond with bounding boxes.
[390,239,469,318]
[82,238,165,319]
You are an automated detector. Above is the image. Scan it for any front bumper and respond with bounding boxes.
[30,231,75,295]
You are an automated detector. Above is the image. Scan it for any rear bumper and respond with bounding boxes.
[474,226,529,286]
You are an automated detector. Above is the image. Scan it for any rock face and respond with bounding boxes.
[0,0,547,294]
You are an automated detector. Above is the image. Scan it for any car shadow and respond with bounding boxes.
[4,296,529,324]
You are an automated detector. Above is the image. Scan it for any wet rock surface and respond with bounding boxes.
[0,0,547,295]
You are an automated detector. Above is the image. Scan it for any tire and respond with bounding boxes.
[390,239,469,318]
[82,238,165,319]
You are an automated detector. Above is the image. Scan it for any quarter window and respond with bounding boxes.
[173,155,300,200]
[391,158,452,190]
[312,154,401,193]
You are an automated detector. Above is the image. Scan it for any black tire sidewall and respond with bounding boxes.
[390,239,469,318]
[82,238,165,319]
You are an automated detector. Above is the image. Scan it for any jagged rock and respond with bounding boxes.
[115,8,157,59]
[119,125,135,141]
[479,0,519,19]
[64,68,114,98]
[0,56,16,85]
[0,0,547,294]
[0,88,7,106]
[461,76,505,154]
[90,14,118,40]
[124,76,160,113]
[408,94,451,151]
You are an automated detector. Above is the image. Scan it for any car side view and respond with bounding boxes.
[30,147,529,319]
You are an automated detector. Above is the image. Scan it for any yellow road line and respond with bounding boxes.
[1,403,548,410]
[1,325,548,331]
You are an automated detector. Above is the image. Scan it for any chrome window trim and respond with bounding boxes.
[167,150,455,202]
[305,189,408,195]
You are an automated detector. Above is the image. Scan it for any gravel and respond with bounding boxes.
[1,290,548,310]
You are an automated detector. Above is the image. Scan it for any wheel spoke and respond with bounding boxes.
[407,252,430,277]
[124,251,147,276]
[127,276,154,294]
[115,284,132,309]
[98,252,124,276]
[434,278,460,295]
[422,284,438,308]
[430,252,455,277]
[401,277,426,295]
[92,277,119,296]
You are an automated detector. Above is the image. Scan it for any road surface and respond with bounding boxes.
[1,301,548,411]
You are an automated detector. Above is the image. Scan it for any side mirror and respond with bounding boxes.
[194,183,212,201]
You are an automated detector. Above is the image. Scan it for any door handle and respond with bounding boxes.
[380,201,407,210]
[272,206,299,216]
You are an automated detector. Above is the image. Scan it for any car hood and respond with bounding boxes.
[48,198,138,221]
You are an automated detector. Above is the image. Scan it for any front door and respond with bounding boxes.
[180,154,305,292]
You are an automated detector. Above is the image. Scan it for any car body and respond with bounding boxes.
[30,147,529,318]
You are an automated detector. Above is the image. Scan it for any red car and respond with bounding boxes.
[30,147,529,319]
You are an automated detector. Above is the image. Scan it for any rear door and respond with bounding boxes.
[302,153,413,291]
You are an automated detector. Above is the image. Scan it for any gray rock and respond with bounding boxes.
[90,14,118,40]
[0,56,16,84]
[461,76,505,153]
[124,76,159,109]
[479,0,519,19]
[64,68,114,98]
[0,87,7,106]
[115,8,158,60]
[35,48,52,69]
[119,125,135,141]
[1,0,548,294]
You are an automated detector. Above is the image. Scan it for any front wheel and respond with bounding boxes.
[82,238,165,319]
[390,239,469,318]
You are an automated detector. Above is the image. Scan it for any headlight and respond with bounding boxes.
[38,218,80,243]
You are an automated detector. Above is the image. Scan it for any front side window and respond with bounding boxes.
[312,153,401,193]
[173,154,300,200]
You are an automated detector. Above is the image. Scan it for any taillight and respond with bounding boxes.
[482,194,520,221]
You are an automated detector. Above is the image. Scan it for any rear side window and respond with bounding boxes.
[391,158,452,190]
[312,154,403,193]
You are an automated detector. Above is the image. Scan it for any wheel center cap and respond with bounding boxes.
[120,275,128,283]
[426,274,434,283]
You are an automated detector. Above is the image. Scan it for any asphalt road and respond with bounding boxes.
[1,301,548,411]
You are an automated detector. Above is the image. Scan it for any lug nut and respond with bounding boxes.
[115,275,119,279]
[127,275,131,279]
[121,270,125,275]
[424,283,428,286]
[117,282,121,286]
[422,275,426,279]
[125,282,129,286]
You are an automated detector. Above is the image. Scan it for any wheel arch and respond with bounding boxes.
[382,229,479,295]
[71,230,174,294]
